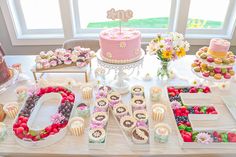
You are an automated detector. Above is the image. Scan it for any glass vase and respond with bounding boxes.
[157,61,171,81]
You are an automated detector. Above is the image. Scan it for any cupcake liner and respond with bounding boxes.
[3,102,19,119]
[68,117,85,136]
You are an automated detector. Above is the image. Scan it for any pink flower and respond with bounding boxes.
[171,101,181,110]
[51,113,65,124]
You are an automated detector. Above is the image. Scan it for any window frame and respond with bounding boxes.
[0,0,236,46]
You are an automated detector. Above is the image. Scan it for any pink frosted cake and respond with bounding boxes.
[99,28,142,63]
[207,38,230,58]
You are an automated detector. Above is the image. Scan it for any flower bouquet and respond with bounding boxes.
[146,32,190,80]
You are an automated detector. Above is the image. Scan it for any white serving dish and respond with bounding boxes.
[165,85,236,148]
[12,92,76,148]
[180,93,220,120]
[222,96,236,121]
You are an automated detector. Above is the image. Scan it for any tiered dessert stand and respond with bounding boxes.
[97,50,145,94]
[0,68,19,94]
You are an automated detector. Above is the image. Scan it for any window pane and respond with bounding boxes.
[187,0,229,29]
[20,0,62,29]
[77,0,171,29]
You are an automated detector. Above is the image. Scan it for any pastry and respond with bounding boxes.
[191,63,198,68]
[0,122,7,141]
[0,104,6,122]
[76,103,90,118]
[214,58,222,64]
[214,73,222,80]
[113,103,128,120]
[89,128,106,143]
[196,51,203,57]
[150,87,162,102]
[81,86,93,100]
[91,112,108,127]
[120,116,136,135]
[208,65,214,72]
[3,102,19,118]
[221,68,227,74]
[152,104,167,122]
[133,110,148,123]
[98,86,112,93]
[131,85,144,97]
[222,58,230,65]
[131,96,146,111]
[154,123,171,143]
[131,126,149,144]
[95,98,109,112]
[69,117,85,136]
[200,63,207,70]
[107,92,121,108]
[229,57,235,63]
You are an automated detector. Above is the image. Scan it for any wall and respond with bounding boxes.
[0,8,235,55]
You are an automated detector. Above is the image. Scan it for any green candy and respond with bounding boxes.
[178,124,186,130]
[185,127,193,132]
[221,133,228,142]
[200,106,207,113]
[192,131,199,141]
[198,89,203,93]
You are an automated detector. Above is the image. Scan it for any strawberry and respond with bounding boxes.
[20,123,29,132]
[40,132,49,139]
[185,121,191,127]
[52,128,59,133]
[16,127,24,135]
[67,95,75,102]
[22,117,29,123]
[13,123,20,129]
[169,92,176,97]
[189,87,197,93]
[45,126,52,133]
[203,86,211,93]
[181,130,192,142]
[17,133,24,139]
[167,87,175,93]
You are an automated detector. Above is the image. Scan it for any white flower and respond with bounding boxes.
[71,54,78,62]
[146,41,159,55]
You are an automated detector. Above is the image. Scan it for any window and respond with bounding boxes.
[75,0,172,29]
[187,0,229,29]
[0,0,236,45]
[6,0,63,37]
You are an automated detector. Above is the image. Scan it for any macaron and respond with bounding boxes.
[224,73,231,79]
[193,67,201,73]
[214,74,222,80]
[206,56,214,63]
[214,67,221,74]
[229,70,235,76]
[214,58,222,64]
[200,53,208,59]
[202,71,210,77]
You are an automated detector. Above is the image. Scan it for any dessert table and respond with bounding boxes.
[1,55,236,157]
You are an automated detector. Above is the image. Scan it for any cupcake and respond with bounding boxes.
[113,103,129,120]
[133,110,148,123]
[131,96,146,111]
[152,104,167,122]
[76,103,90,118]
[0,122,7,141]
[150,87,162,102]
[107,92,121,108]
[95,98,108,112]
[91,112,108,127]
[131,85,144,98]
[69,117,85,136]
[3,102,19,119]
[81,86,93,100]
[89,128,106,143]
[131,126,149,144]
[0,104,6,122]
[154,123,171,143]
[120,116,136,135]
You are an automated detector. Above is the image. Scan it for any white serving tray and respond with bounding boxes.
[12,92,77,148]
[180,93,219,120]
[165,85,236,148]
[222,96,236,121]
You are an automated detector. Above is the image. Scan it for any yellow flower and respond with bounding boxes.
[176,47,186,57]
[162,50,172,59]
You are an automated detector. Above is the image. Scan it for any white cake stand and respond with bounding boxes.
[0,68,19,94]
[97,50,145,94]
